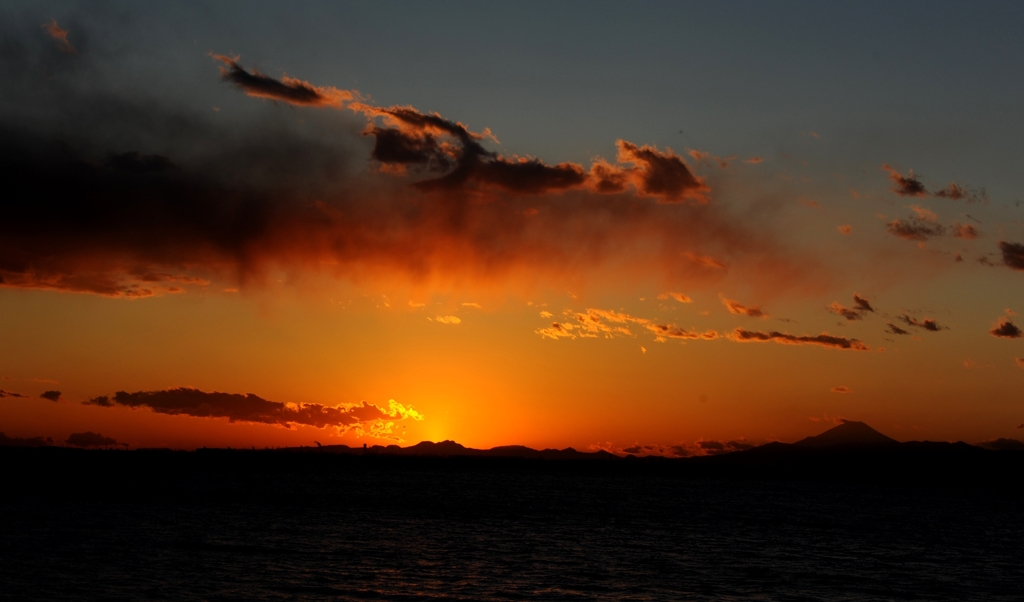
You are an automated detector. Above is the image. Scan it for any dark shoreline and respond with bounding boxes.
[5,442,1023,493]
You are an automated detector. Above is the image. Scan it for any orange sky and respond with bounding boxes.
[2,8,1024,453]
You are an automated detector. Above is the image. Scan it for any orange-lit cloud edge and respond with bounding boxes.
[4,43,1024,452]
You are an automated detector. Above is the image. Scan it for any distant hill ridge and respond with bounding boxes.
[272,421,1018,461]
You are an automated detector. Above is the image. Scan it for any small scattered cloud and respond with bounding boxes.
[886,323,911,336]
[831,386,852,393]
[722,297,767,318]
[408,300,425,308]
[899,314,945,332]
[42,20,75,53]
[827,293,875,322]
[999,241,1024,271]
[886,218,945,241]
[837,224,852,235]
[571,308,648,338]
[461,302,481,308]
[744,157,764,164]
[432,315,461,324]
[934,183,966,200]
[657,291,692,303]
[1016,358,1024,369]
[66,431,118,447]
[934,183,986,203]
[990,317,1022,339]
[0,390,27,399]
[684,253,726,270]
[536,322,577,340]
[539,310,553,318]
[40,390,61,402]
[951,222,981,239]
[640,346,646,354]
[853,294,875,313]
[730,329,869,350]
[687,149,732,169]
[883,164,927,197]
[909,205,938,222]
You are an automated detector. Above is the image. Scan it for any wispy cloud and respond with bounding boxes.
[886,218,945,241]
[899,314,945,332]
[951,222,981,239]
[66,431,117,447]
[722,297,767,318]
[657,291,692,303]
[645,324,719,342]
[729,329,869,350]
[886,322,911,336]
[42,20,75,53]
[211,55,353,107]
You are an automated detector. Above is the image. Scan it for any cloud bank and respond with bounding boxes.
[0,34,808,300]
[84,388,423,439]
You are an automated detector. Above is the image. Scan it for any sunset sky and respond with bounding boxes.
[2,1,1023,453]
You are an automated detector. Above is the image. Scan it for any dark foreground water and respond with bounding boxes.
[2,450,1022,601]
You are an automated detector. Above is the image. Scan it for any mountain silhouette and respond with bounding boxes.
[793,420,898,448]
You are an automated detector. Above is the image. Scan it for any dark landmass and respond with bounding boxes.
[3,421,1023,490]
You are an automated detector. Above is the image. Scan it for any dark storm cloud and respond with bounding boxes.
[211,54,352,107]
[83,388,423,431]
[0,20,813,300]
[989,317,1022,339]
[353,104,702,199]
[882,165,927,197]
[40,390,61,401]
[999,241,1024,271]
[65,431,117,447]
[898,314,945,332]
[729,329,869,350]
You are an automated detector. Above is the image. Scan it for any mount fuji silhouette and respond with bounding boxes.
[793,420,898,448]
